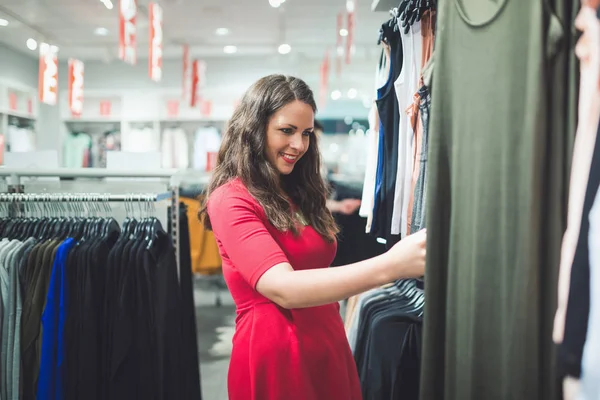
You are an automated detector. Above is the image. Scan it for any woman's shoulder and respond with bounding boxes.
[208,178,258,209]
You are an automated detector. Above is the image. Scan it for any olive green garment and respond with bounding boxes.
[419,1,576,400]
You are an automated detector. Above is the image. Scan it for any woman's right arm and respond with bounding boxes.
[256,231,425,309]
[208,188,426,310]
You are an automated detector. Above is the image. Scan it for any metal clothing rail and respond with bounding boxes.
[0,167,182,281]
[0,167,178,186]
[0,192,172,202]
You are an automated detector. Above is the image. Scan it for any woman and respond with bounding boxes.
[201,74,426,400]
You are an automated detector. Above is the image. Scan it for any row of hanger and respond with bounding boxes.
[378,0,437,44]
[0,194,166,247]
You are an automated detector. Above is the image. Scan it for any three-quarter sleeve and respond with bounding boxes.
[207,186,290,288]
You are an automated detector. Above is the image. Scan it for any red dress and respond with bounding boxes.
[207,179,362,400]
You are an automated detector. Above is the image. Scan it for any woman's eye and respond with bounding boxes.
[302,131,312,136]
[280,128,293,134]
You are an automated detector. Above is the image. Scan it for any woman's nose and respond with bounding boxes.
[289,134,304,151]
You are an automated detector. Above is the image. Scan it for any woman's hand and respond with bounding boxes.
[383,229,427,280]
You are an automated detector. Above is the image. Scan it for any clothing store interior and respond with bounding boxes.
[0,0,598,399]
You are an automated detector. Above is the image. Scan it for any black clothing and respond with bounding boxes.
[353,281,423,400]
[559,121,600,378]
[372,22,403,246]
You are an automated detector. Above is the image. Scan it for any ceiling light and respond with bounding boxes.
[101,0,114,10]
[50,45,59,52]
[223,45,237,54]
[331,90,342,101]
[269,0,282,7]
[278,44,291,54]
[347,88,358,99]
[346,0,355,12]
[215,28,229,36]
[0,19,8,27]
[26,38,37,51]
[339,28,348,37]
[94,27,109,36]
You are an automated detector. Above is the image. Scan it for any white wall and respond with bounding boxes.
[0,43,38,88]
[60,56,372,119]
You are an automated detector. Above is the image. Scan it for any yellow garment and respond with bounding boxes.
[181,196,222,275]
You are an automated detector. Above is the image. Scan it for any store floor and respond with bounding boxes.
[194,278,236,400]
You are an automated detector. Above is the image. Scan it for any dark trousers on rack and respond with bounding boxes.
[169,203,203,400]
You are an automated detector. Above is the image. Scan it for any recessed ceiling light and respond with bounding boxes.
[346,0,355,12]
[101,0,114,10]
[347,88,357,99]
[339,28,348,37]
[215,28,229,36]
[94,27,109,36]
[223,45,237,54]
[278,44,291,54]
[331,90,342,100]
[0,19,9,27]
[269,0,282,7]
[26,38,38,51]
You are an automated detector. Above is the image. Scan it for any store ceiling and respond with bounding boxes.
[0,0,388,62]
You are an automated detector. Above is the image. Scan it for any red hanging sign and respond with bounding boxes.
[336,12,344,77]
[319,50,330,108]
[38,44,58,105]
[119,0,137,65]
[27,98,33,115]
[200,99,212,117]
[190,60,207,107]
[182,45,190,101]
[68,59,85,117]
[148,2,163,81]
[99,101,112,117]
[8,92,17,111]
[167,100,180,117]
[346,9,355,65]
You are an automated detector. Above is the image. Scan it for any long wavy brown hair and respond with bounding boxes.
[199,74,338,242]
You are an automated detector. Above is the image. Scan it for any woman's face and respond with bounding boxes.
[265,100,314,175]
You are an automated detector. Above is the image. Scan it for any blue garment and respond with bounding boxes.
[370,56,393,235]
[37,238,75,400]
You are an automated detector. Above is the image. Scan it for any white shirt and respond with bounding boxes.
[193,127,221,171]
[390,23,422,237]
[161,127,189,169]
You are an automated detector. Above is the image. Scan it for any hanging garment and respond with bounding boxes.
[168,202,203,400]
[0,207,200,400]
[207,178,362,400]
[161,127,190,169]
[410,85,432,233]
[362,49,390,233]
[420,1,574,400]
[372,22,403,244]
[580,184,600,400]
[348,280,424,400]
[193,127,221,171]
[63,132,92,168]
[390,19,422,237]
[7,125,35,152]
[122,127,160,153]
[180,197,222,275]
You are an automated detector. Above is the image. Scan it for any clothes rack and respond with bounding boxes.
[0,167,183,280]
[0,188,202,400]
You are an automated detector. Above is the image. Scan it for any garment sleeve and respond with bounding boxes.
[208,188,290,288]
